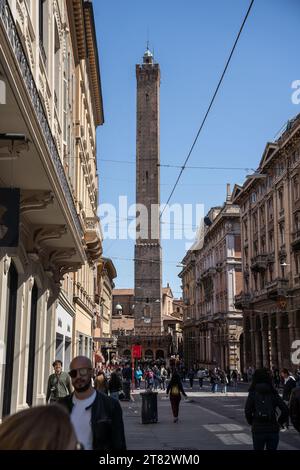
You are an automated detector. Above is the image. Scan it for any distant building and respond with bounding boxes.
[180,185,243,371]
[234,114,300,371]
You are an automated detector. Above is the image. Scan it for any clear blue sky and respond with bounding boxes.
[93,0,300,297]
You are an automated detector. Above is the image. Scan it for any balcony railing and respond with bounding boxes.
[0,0,83,238]
[250,254,268,272]
[266,278,289,299]
[234,292,252,309]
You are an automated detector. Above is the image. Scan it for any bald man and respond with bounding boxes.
[59,356,126,450]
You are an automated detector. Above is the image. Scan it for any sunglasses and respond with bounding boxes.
[68,367,92,378]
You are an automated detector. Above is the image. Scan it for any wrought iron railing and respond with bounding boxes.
[0,0,83,237]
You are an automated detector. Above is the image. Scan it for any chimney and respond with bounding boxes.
[226,183,231,202]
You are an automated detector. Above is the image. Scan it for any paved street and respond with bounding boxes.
[121,382,300,450]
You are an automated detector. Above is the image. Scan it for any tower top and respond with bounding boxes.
[143,47,154,65]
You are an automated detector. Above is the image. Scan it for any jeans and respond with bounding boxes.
[110,391,119,401]
[252,432,279,450]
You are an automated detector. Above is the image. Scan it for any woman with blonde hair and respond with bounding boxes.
[0,404,81,450]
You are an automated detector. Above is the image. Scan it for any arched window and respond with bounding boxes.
[123,349,131,360]
[156,349,164,360]
[144,349,153,360]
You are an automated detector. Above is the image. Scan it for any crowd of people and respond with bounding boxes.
[0,356,300,451]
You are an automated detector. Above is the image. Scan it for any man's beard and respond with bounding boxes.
[74,379,92,393]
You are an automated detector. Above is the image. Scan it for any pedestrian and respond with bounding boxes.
[59,356,126,450]
[46,359,72,403]
[166,372,187,423]
[280,368,296,403]
[188,368,195,388]
[108,369,123,400]
[0,405,79,450]
[289,386,300,433]
[196,368,205,389]
[231,369,238,390]
[94,371,108,394]
[134,366,143,389]
[220,370,228,394]
[245,368,289,450]
[122,362,132,400]
[160,365,168,390]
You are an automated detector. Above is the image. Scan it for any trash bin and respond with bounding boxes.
[140,391,158,424]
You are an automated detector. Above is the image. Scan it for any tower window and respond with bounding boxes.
[146,93,149,102]
[146,171,148,180]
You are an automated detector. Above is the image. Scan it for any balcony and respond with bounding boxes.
[0,0,85,263]
[234,293,252,309]
[84,216,102,262]
[201,267,216,278]
[292,230,300,251]
[266,278,289,300]
[250,254,268,272]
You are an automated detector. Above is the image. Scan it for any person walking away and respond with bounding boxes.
[160,365,168,390]
[46,360,72,403]
[231,369,238,390]
[197,368,205,389]
[289,386,300,433]
[59,356,126,450]
[108,369,123,400]
[122,362,132,400]
[135,366,143,389]
[94,371,108,394]
[166,372,187,423]
[188,368,195,389]
[245,368,289,450]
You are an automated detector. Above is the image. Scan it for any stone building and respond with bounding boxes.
[93,257,117,365]
[178,250,197,366]
[112,287,179,362]
[234,113,300,371]
[180,186,243,371]
[0,0,102,418]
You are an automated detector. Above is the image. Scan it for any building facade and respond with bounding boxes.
[180,187,243,371]
[234,114,300,371]
[112,287,179,362]
[93,257,117,365]
[0,0,102,419]
[196,187,243,372]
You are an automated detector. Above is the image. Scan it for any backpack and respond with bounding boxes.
[254,392,276,423]
[171,385,180,395]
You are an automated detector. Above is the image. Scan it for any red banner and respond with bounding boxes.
[132,344,142,359]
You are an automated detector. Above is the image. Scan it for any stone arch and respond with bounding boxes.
[123,349,131,360]
[155,349,164,360]
[144,349,153,360]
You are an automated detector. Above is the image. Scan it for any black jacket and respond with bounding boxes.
[245,383,289,433]
[282,376,296,402]
[289,387,300,432]
[59,391,126,450]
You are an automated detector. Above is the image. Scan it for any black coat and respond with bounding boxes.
[282,377,296,402]
[289,387,300,432]
[59,391,126,450]
[245,383,289,433]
